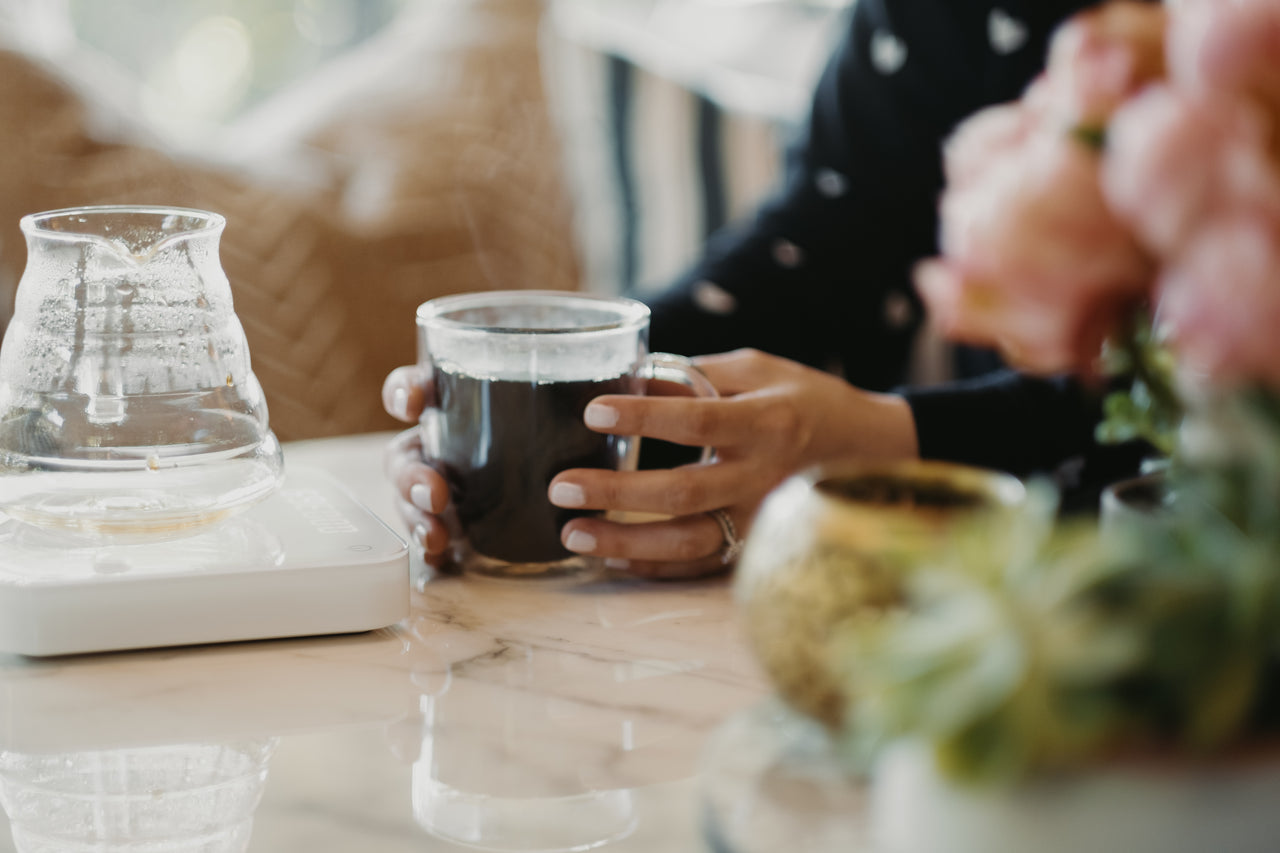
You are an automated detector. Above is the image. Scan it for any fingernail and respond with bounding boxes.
[391,387,410,420]
[413,524,428,549]
[549,482,585,507]
[584,403,620,429]
[604,558,630,570]
[410,483,435,512]
[565,529,597,553]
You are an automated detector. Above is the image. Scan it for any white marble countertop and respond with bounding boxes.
[0,432,771,852]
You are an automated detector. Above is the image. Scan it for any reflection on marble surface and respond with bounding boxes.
[402,575,762,851]
[0,573,766,851]
[412,661,642,851]
[700,700,871,853]
[0,434,770,851]
[0,740,276,853]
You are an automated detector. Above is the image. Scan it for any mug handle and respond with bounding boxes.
[639,352,718,464]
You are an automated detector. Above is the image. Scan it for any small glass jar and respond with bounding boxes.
[734,459,1026,730]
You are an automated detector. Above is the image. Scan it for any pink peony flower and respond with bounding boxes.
[919,0,1280,387]
[916,259,1141,377]
[943,103,1034,188]
[1157,213,1280,391]
[921,124,1152,375]
[1103,85,1280,257]
[1031,0,1167,131]
[1168,0,1280,115]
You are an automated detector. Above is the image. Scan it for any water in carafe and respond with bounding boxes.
[0,206,283,539]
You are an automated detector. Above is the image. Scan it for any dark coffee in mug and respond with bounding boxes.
[418,290,714,579]
[433,366,639,563]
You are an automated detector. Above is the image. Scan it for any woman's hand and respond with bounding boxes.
[382,350,919,577]
[381,365,452,557]
[549,349,919,578]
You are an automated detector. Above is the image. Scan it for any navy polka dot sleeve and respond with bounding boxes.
[646,0,1151,481]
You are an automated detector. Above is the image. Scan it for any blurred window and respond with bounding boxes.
[66,0,405,143]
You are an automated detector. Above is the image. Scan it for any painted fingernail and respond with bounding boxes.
[549,482,586,507]
[413,524,428,549]
[584,403,620,429]
[565,529,597,553]
[391,387,410,420]
[410,483,435,512]
[604,558,630,570]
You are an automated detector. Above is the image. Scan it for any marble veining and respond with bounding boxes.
[0,433,772,852]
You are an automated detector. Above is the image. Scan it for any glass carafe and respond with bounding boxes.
[0,206,283,539]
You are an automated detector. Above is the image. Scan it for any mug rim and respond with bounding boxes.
[416,289,650,336]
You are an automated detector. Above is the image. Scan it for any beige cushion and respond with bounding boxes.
[0,0,580,439]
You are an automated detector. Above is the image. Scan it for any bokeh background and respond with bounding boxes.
[0,0,849,438]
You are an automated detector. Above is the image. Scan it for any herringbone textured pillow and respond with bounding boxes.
[0,0,580,439]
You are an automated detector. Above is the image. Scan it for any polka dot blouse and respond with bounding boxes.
[645,0,1160,478]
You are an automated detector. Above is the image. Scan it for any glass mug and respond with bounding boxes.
[417,290,715,579]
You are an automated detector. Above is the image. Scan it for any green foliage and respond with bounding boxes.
[833,422,1280,785]
[1095,313,1183,457]
[1071,124,1107,151]
[820,311,1280,787]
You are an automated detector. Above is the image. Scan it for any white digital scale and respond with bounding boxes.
[0,467,410,657]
